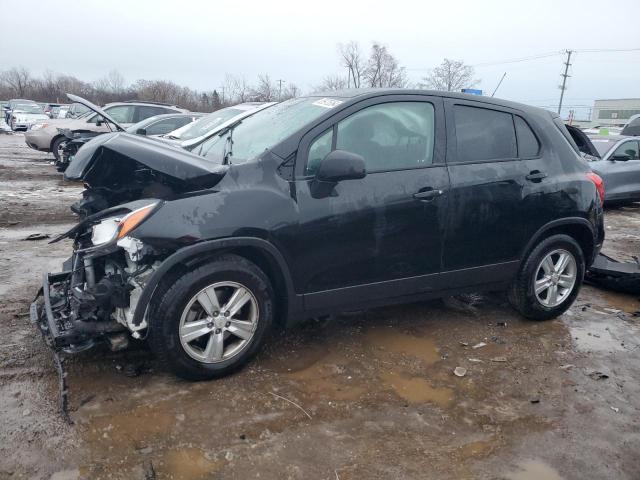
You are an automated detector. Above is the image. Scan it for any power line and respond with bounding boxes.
[472,51,562,67]
[407,47,640,71]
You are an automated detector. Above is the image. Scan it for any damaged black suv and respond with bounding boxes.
[32,89,605,380]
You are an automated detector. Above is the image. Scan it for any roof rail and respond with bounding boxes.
[120,99,181,107]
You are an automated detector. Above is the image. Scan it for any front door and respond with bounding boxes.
[290,96,449,311]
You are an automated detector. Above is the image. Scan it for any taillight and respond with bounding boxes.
[587,172,605,204]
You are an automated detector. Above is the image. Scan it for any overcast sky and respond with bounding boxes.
[2,0,639,118]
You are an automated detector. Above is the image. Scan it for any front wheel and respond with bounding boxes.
[508,234,585,320]
[148,254,274,380]
[51,136,66,161]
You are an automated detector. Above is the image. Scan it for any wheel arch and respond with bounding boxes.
[134,237,299,329]
[521,218,596,268]
[49,134,66,151]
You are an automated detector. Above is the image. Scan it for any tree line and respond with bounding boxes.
[0,42,478,112]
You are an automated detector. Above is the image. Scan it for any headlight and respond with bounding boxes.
[90,203,158,246]
[30,123,48,131]
[116,203,157,239]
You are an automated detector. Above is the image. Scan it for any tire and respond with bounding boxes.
[51,136,66,161]
[148,254,273,380]
[508,234,585,321]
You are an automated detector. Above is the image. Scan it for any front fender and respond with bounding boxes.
[132,237,298,327]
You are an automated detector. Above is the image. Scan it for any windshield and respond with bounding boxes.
[194,97,343,164]
[13,103,43,114]
[590,138,619,157]
[168,107,243,140]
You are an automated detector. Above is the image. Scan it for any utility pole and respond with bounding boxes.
[558,49,573,115]
[277,79,285,101]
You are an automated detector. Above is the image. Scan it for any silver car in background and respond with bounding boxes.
[588,134,640,204]
[159,102,276,148]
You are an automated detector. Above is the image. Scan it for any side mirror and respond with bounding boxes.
[136,128,147,136]
[95,118,104,126]
[611,154,631,162]
[316,150,367,182]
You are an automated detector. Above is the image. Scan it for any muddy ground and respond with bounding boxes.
[0,132,639,480]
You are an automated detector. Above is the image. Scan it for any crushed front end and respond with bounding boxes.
[30,200,165,355]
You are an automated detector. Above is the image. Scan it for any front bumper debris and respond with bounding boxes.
[585,253,640,295]
[31,266,127,422]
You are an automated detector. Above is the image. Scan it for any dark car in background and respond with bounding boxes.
[33,89,604,381]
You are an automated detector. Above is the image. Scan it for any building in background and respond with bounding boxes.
[592,98,640,127]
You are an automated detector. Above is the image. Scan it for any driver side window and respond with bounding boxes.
[305,101,435,176]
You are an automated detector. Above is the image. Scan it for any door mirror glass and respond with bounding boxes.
[316,150,366,182]
[136,127,147,135]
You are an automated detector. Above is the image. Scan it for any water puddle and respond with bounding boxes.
[379,371,453,406]
[159,447,223,479]
[365,328,440,364]
[82,399,176,450]
[287,353,366,401]
[504,459,564,480]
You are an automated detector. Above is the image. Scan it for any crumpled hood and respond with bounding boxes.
[64,132,228,184]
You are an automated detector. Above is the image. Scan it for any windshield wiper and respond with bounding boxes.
[219,119,244,165]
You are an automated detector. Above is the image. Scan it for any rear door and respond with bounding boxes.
[291,95,449,311]
[442,100,544,288]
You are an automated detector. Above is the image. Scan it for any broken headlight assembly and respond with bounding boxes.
[90,202,158,247]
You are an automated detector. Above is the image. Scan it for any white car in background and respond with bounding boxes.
[5,100,49,131]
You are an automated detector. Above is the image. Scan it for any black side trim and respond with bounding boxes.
[132,237,299,326]
[304,272,440,311]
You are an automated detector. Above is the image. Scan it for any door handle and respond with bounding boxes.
[413,189,443,201]
[526,170,547,182]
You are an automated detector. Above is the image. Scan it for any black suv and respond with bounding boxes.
[33,89,605,380]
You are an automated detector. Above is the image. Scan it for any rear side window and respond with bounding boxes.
[514,116,540,157]
[453,105,516,162]
[145,117,191,135]
[136,105,173,122]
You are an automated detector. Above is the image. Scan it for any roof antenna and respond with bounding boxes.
[491,72,507,97]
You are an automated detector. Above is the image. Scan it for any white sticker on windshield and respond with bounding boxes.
[312,98,344,109]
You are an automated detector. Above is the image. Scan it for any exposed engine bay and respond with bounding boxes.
[31,200,167,355]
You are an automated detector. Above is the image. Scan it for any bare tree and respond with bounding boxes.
[250,74,278,102]
[222,74,250,105]
[314,75,348,92]
[338,41,364,88]
[282,83,300,100]
[419,59,478,92]
[363,43,407,88]
[0,67,32,97]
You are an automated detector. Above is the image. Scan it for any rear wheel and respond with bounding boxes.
[508,234,584,320]
[148,254,273,380]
